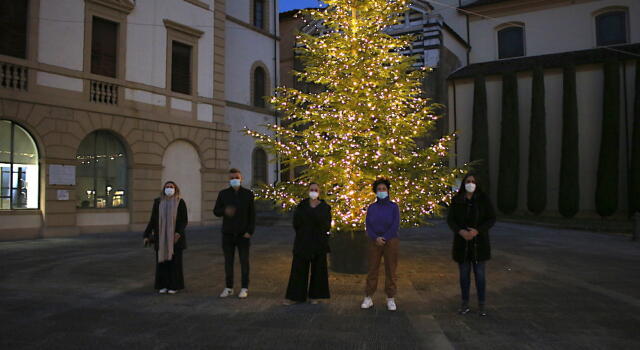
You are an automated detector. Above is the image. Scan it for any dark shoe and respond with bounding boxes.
[479,304,487,317]
[458,302,470,315]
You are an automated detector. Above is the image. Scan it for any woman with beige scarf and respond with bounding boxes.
[144,181,188,294]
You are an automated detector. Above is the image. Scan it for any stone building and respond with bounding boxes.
[0,0,278,240]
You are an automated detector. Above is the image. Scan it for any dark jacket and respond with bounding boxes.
[292,198,332,258]
[447,191,496,263]
[143,198,188,250]
[213,186,256,236]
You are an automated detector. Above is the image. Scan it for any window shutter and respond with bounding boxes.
[171,41,192,95]
[91,17,118,77]
[0,1,28,58]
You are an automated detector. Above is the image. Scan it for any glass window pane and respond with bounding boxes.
[91,17,118,77]
[0,165,10,209]
[596,12,627,46]
[498,27,524,59]
[0,0,28,58]
[76,132,96,208]
[11,164,38,209]
[254,67,266,107]
[0,120,10,163]
[13,124,38,165]
[171,41,192,94]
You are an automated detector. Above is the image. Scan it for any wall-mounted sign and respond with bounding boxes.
[49,165,76,186]
[56,190,70,201]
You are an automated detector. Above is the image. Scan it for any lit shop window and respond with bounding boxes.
[0,120,39,210]
[76,130,128,209]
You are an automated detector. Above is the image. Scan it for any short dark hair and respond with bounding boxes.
[229,168,241,174]
[372,178,391,193]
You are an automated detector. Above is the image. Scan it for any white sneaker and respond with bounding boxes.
[219,288,234,298]
[387,298,397,311]
[158,288,168,294]
[238,288,249,299]
[361,296,373,309]
[168,290,178,294]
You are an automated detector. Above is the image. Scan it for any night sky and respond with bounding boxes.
[280,0,326,12]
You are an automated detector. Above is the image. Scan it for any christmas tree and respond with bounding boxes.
[246,0,462,232]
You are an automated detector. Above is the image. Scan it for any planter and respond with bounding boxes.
[329,230,368,274]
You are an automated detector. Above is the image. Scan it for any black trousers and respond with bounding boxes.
[285,253,330,302]
[155,249,185,290]
[222,234,250,289]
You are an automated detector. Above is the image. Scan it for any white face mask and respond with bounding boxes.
[230,179,241,188]
[164,187,175,197]
[465,183,476,193]
[376,191,388,199]
[309,191,319,200]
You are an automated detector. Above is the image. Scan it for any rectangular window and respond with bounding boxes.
[91,17,118,77]
[498,27,525,59]
[596,11,627,46]
[254,0,265,29]
[171,41,192,95]
[0,0,29,58]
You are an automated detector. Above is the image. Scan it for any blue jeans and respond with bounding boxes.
[458,261,486,304]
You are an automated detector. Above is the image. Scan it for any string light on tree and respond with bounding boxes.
[246,0,464,232]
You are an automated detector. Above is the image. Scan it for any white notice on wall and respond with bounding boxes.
[57,190,70,201]
[49,165,76,186]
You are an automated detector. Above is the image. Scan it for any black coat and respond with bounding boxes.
[213,186,256,236]
[447,191,496,263]
[143,198,188,250]
[292,198,332,258]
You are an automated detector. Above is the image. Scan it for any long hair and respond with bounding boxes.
[161,181,181,199]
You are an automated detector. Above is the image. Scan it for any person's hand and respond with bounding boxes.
[243,233,251,239]
[143,238,150,247]
[224,206,236,217]
[174,233,181,244]
[458,229,470,240]
[375,237,386,246]
[469,228,479,237]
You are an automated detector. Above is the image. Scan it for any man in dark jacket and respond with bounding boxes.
[213,168,256,299]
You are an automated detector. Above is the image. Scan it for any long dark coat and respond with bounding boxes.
[143,198,188,250]
[292,199,332,258]
[447,191,496,263]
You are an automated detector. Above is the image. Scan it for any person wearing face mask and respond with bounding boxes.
[143,181,189,294]
[447,173,496,316]
[283,183,332,305]
[361,178,400,311]
[213,168,256,299]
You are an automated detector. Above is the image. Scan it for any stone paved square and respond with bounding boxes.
[1,221,639,349]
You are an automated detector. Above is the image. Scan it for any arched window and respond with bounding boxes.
[497,25,525,59]
[595,10,628,46]
[253,66,267,108]
[0,120,39,209]
[253,0,265,29]
[76,130,128,209]
[252,147,268,185]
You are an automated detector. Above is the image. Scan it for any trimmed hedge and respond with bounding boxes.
[595,60,620,217]
[558,65,580,218]
[470,75,491,193]
[527,67,547,214]
[498,72,520,214]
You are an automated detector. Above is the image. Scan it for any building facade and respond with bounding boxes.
[0,0,235,240]
[225,0,279,187]
[447,0,640,217]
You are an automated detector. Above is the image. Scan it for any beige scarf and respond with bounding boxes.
[158,196,180,263]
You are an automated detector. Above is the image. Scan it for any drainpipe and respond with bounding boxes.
[452,79,458,168]
[622,61,631,216]
[273,0,280,185]
[461,0,470,66]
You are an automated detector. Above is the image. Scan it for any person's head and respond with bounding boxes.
[229,168,242,188]
[309,182,320,200]
[457,173,480,197]
[372,178,391,200]
[162,181,180,198]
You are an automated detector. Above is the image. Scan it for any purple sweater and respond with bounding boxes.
[365,198,400,241]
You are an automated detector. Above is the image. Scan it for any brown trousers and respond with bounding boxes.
[365,238,399,298]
